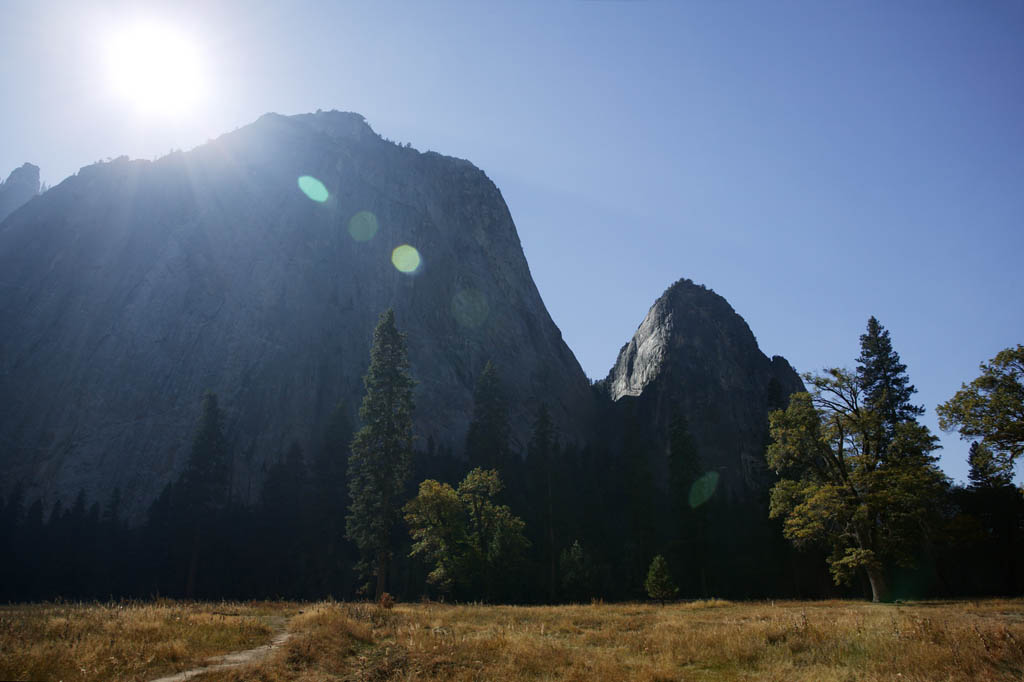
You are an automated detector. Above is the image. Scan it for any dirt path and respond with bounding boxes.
[148,616,293,682]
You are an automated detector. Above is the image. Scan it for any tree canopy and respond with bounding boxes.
[937,344,1024,462]
[767,369,947,602]
[404,468,527,601]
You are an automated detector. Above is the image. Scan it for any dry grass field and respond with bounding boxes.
[0,600,293,682]
[3,599,1024,681]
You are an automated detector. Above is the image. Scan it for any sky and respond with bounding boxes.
[2,1,1022,484]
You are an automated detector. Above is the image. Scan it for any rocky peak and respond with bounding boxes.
[0,162,41,223]
[0,112,593,519]
[603,278,804,496]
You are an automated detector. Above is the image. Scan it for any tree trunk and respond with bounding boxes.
[375,550,388,601]
[865,565,888,603]
[186,529,201,599]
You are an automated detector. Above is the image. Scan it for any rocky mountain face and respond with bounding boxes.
[0,163,40,223]
[0,111,593,518]
[602,279,805,497]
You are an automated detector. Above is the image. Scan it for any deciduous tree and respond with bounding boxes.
[938,344,1024,463]
[404,468,527,601]
[767,369,947,602]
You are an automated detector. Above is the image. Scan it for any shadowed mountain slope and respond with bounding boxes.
[0,111,593,517]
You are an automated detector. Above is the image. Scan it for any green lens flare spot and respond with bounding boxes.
[297,175,329,202]
[348,210,379,241]
[688,471,720,509]
[391,244,421,274]
[452,288,489,328]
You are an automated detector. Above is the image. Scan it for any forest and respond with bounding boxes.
[1,312,1021,605]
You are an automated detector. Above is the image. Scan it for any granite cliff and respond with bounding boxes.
[602,279,805,497]
[0,111,593,517]
[0,163,40,223]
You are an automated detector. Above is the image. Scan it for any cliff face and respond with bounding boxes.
[0,111,593,517]
[0,163,40,223]
[603,279,804,496]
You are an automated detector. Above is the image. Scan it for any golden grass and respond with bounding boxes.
[5,599,1024,681]
[0,600,289,682]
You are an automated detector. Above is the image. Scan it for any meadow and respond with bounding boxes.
[2,599,1023,681]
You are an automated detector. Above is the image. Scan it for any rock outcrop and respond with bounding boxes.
[0,163,40,223]
[602,279,804,497]
[0,111,593,518]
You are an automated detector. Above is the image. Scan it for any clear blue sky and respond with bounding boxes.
[3,1,1022,484]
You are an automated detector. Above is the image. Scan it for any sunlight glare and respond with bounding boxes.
[104,21,206,116]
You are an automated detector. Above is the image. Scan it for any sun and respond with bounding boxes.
[104,21,206,116]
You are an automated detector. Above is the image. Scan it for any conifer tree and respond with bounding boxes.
[464,361,512,472]
[967,441,1014,490]
[180,391,231,597]
[644,554,678,602]
[527,403,558,601]
[856,317,924,435]
[346,309,416,599]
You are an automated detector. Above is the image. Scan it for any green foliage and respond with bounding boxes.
[967,441,1015,490]
[465,361,512,472]
[856,317,924,432]
[559,540,595,602]
[938,344,1024,462]
[404,468,528,601]
[644,554,678,602]
[181,392,231,514]
[766,368,947,602]
[346,309,416,598]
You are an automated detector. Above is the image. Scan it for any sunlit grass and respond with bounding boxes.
[0,600,286,682]
[4,599,1024,681]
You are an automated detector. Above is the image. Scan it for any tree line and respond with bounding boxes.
[1,313,1021,603]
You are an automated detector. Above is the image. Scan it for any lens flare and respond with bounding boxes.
[297,175,329,202]
[391,244,421,273]
[348,210,379,241]
[452,288,489,328]
[688,471,720,509]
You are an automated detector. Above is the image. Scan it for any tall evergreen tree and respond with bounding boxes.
[464,361,512,472]
[346,309,416,599]
[180,391,231,597]
[311,402,354,596]
[526,403,559,601]
[856,317,924,434]
[967,441,1014,490]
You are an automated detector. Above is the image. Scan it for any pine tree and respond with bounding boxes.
[464,362,512,472]
[180,391,231,598]
[856,317,924,434]
[527,403,558,601]
[644,554,678,603]
[181,392,231,514]
[967,441,1014,490]
[346,309,416,599]
[311,403,353,595]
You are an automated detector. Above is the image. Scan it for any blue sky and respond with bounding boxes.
[2,1,1022,483]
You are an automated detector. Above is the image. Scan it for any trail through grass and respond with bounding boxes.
[3,599,1023,681]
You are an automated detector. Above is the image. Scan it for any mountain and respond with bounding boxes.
[602,279,804,497]
[0,163,40,223]
[0,111,593,518]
